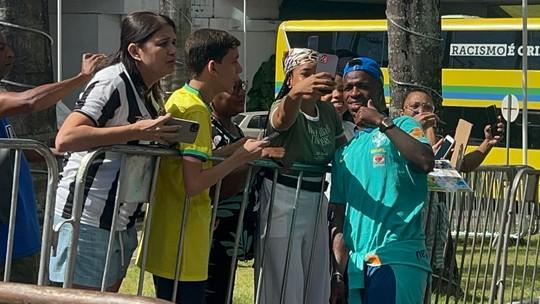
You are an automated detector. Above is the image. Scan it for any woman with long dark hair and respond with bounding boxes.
[50,11,179,291]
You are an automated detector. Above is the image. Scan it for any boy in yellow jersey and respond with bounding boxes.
[141,29,272,304]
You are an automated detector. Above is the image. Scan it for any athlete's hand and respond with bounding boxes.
[354,99,384,126]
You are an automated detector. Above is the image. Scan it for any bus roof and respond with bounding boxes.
[279,18,540,32]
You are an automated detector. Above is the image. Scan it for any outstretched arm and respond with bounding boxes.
[460,120,504,172]
[0,53,105,118]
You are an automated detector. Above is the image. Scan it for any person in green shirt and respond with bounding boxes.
[329,57,435,304]
[257,48,346,304]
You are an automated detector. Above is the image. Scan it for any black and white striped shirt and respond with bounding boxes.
[55,62,158,231]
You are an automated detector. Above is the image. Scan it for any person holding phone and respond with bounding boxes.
[400,88,504,171]
[50,12,182,291]
[321,50,359,141]
[141,29,273,304]
[257,48,346,304]
[400,88,504,290]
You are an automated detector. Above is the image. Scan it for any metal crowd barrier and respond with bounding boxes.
[492,167,540,304]
[56,144,178,294]
[60,145,331,303]
[0,138,59,285]
[248,161,331,304]
[424,165,540,304]
[0,282,169,303]
[205,157,330,304]
[4,138,539,304]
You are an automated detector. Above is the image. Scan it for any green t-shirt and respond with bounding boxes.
[330,116,431,289]
[268,99,344,176]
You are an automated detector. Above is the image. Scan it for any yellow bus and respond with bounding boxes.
[274,18,540,168]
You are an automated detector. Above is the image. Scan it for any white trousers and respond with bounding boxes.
[255,178,330,304]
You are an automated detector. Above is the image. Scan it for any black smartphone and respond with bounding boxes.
[486,105,501,137]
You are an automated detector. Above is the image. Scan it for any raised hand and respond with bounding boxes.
[484,116,505,146]
[354,99,384,126]
[80,53,107,77]
[288,72,336,102]
[414,112,439,129]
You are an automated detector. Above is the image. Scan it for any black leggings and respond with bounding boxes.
[153,275,206,304]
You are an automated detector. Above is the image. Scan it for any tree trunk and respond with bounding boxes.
[0,0,54,221]
[387,0,442,115]
[160,0,192,99]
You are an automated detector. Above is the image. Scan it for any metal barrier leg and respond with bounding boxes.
[519,202,536,302]
[225,167,254,304]
[490,169,522,304]
[457,191,475,302]
[472,171,496,303]
[480,172,505,302]
[255,169,279,304]
[303,178,326,304]
[37,147,59,286]
[171,196,191,302]
[100,155,127,291]
[3,149,21,282]
[64,151,104,288]
[209,180,223,249]
[423,194,434,304]
[137,157,161,296]
[279,171,304,304]
[444,193,465,304]
[529,220,540,304]
[434,192,456,303]
[508,175,529,302]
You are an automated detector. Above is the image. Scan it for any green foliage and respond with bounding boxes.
[247,54,276,111]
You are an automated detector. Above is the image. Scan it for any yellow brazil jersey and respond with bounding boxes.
[139,84,213,281]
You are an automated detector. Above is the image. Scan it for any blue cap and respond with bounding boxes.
[342,57,383,82]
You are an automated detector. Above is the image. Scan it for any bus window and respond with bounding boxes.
[286,31,386,64]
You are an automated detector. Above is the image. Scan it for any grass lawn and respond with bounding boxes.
[120,237,538,304]
[119,261,254,303]
[432,235,539,303]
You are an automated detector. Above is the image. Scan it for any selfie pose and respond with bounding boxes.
[257,48,346,304]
